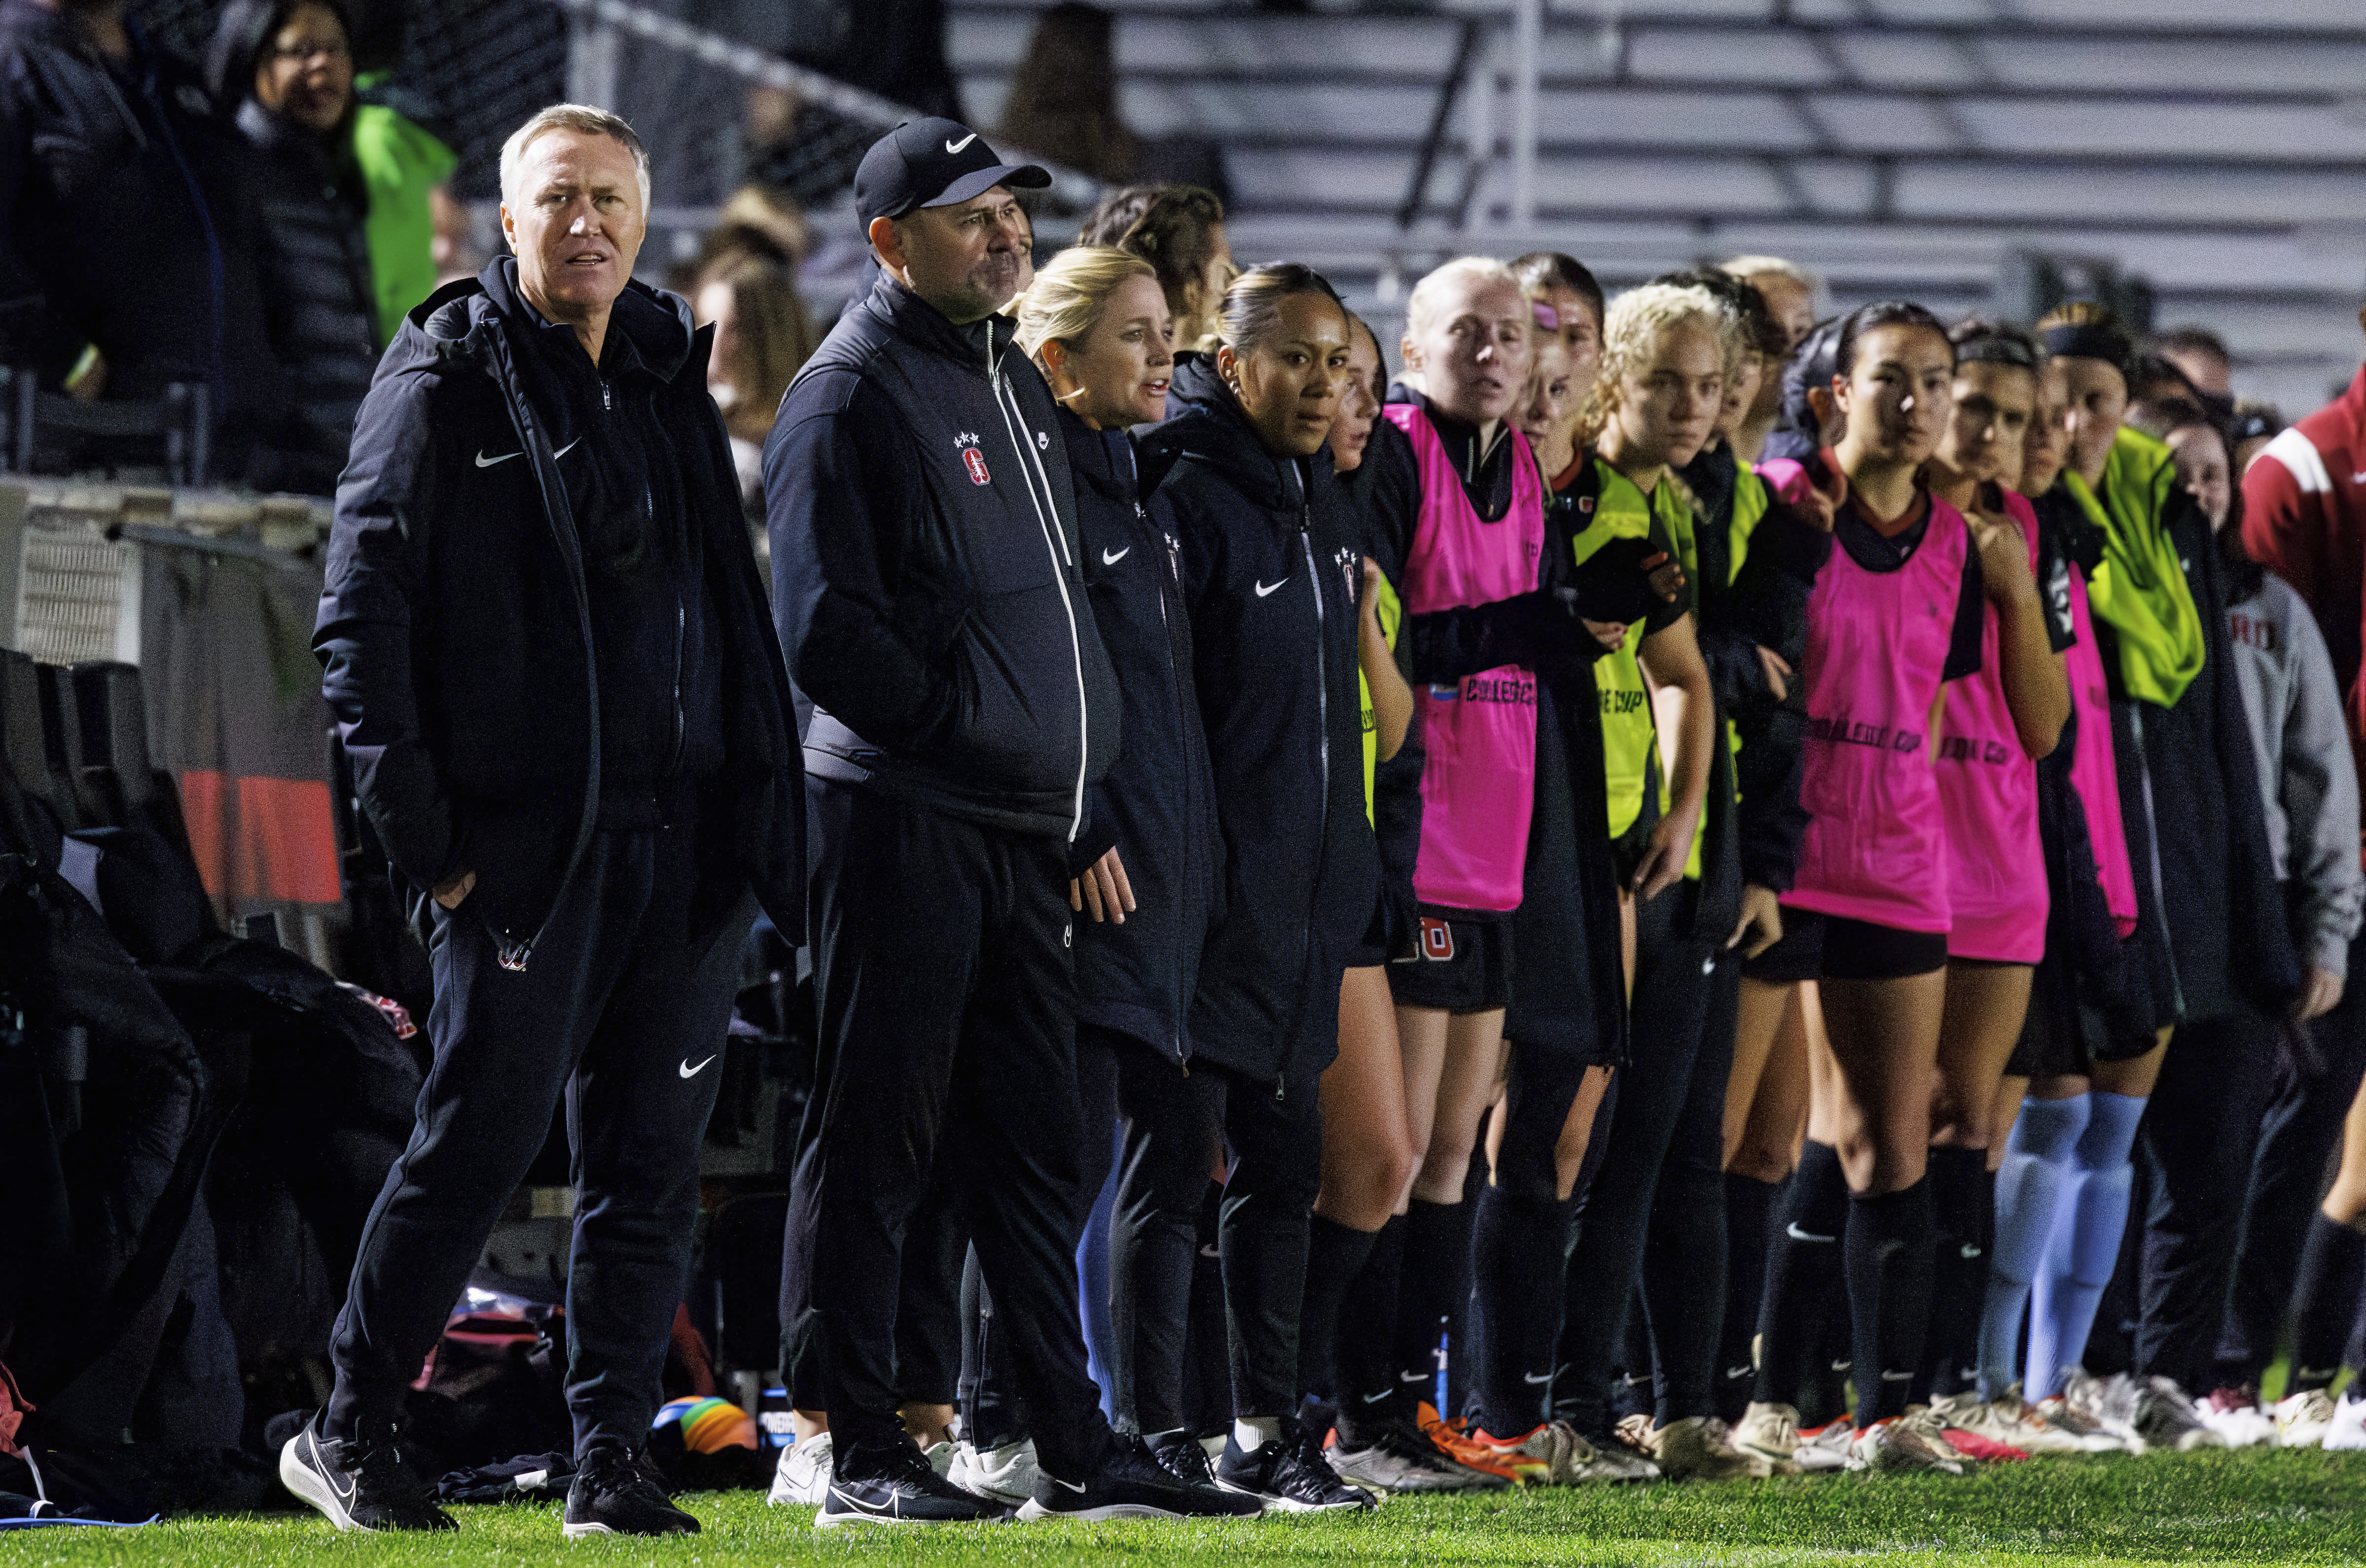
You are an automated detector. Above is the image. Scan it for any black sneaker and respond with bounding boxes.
[1215,1423,1376,1512]
[1148,1431,1219,1487]
[1016,1434,1264,1522]
[817,1440,1007,1527]
[279,1414,456,1532]
[564,1441,698,1537]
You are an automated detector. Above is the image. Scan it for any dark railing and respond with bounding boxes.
[1396,16,1486,232]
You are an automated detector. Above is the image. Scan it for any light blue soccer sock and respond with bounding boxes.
[1978,1093,2088,1400]
[2026,1090,2144,1399]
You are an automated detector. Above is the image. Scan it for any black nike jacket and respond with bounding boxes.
[314,261,803,958]
[1141,391,1380,1084]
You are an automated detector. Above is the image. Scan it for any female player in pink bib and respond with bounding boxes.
[1914,320,2071,1426]
[1737,302,2018,1475]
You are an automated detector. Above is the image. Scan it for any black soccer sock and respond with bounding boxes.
[1716,1172,1782,1421]
[1753,1141,1850,1410]
[2289,1213,2366,1393]
[1334,1213,1405,1444]
[1469,1183,1568,1437]
[1847,1176,1936,1428]
[1393,1198,1473,1417]
[1298,1215,1378,1412]
[1919,1147,1993,1401]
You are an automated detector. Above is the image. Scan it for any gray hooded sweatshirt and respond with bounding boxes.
[2227,571,2365,977]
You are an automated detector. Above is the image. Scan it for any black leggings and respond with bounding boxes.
[1552,888,1734,1436]
[1111,1054,1323,1432]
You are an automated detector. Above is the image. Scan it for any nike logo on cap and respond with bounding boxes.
[1102,546,1129,565]
[680,1055,717,1078]
[1255,578,1287,597]
[945,133,978,153]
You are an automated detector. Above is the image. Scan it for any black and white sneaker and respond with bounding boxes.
[1149,1431,1220,1488]
[563,1441,697,1537]
[1215,1423,1377,1512]
[816,1442,1007,1528]
[1016,1435,1265,1522]
[279,1414,455,1532]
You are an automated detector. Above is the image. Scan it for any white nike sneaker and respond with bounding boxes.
[920,1440,957,1477]
[949,1436,1040,1506]
[768,1431,833,1507]
[2322,1390,2366,1450]
[2274,1388,2338,1450]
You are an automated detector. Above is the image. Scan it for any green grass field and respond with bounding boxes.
[10,1450,2366,1567]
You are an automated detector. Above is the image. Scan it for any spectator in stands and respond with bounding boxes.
[997,1,1138,182]
[349,90,456,345]
[0,0,285,484]
[690,247,818,526]
[207,0,379,496]
[694,183,814,277]
[1081,183,1231,357]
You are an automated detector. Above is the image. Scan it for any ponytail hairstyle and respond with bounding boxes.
[1770,316,1843,454]
[1217,262,1347,365]
[1014,244,1158,365]
[1086,184,1228,352]
[1574,282,1726,447]
[1833,300,1954,381]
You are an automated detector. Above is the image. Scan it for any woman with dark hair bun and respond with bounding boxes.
[1734,301,2001,1476]
[1120,263,1380,1512]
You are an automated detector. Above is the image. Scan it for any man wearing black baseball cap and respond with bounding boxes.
[763,122,1262,1527]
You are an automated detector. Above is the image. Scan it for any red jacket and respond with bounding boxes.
[2243,365,2366,773]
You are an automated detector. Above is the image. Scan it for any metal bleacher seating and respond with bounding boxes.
[949,0,2366,414]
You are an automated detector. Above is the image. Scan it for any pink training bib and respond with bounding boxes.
[2062,528,2139,936]
[1937,491,2047,963]
[1387,404,1545,913]
[1786,493,1970,934]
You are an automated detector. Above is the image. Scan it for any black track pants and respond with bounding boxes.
[328,816,753,1454]
[793,782,1111,1481]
